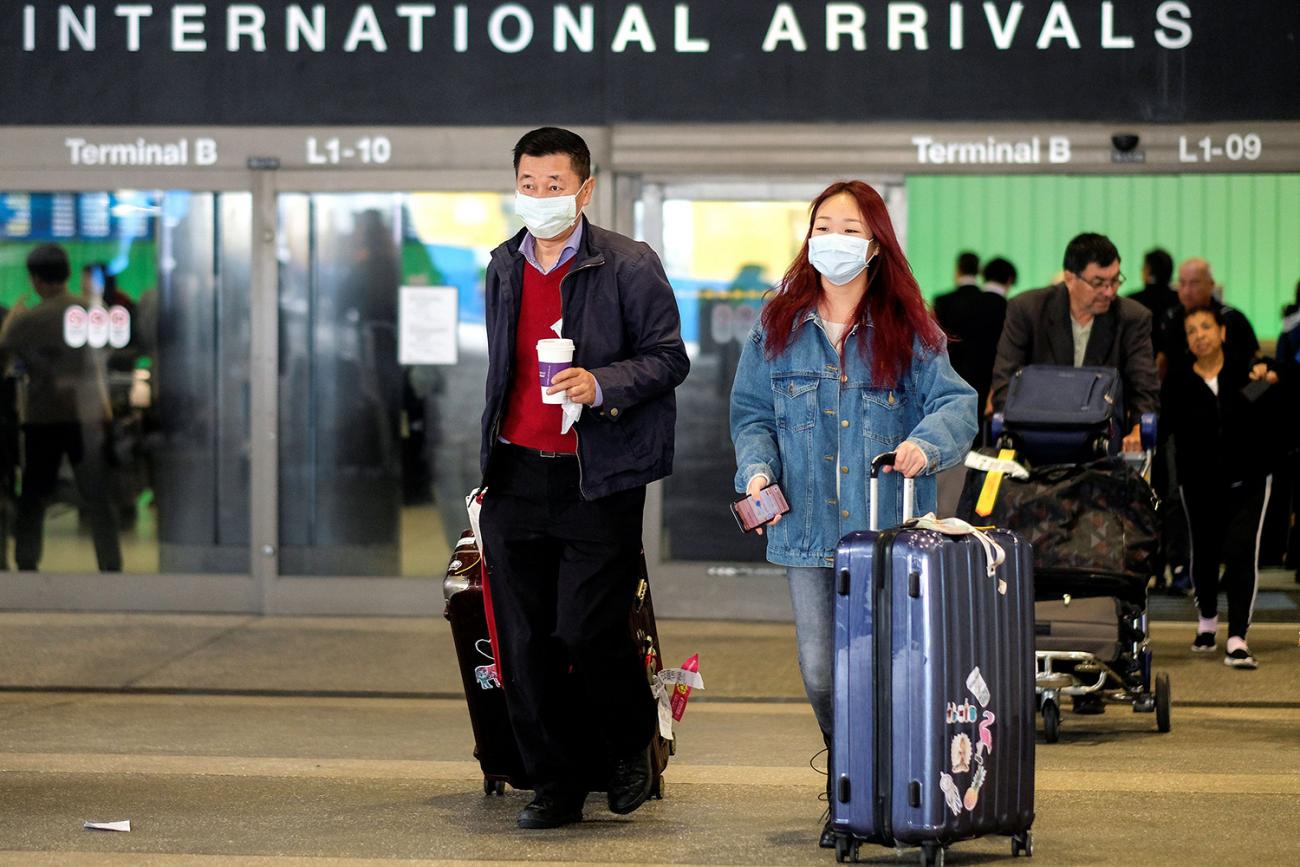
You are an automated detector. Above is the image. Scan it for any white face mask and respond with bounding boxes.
[808,233,874,286]
[515,181,587,240]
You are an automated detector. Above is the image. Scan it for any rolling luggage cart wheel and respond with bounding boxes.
[1155,672,1172,733]
[1042,699,1061,744]
[919,842,945,866]
[483,777,505,796]
[1011,830,1034,857]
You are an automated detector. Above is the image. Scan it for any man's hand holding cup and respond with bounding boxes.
[548,367,598,406]
[538,338,598,406]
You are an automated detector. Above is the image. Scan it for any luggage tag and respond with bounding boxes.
[650,663,705,741]
[464,487,486,556]
[971,448,1021,518]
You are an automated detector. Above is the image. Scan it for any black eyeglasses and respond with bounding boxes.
[1073,272,1126,290]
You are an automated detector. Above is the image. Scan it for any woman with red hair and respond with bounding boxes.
[730,181,977,845]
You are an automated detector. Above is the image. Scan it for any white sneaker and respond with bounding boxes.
[1223,647,1258,669]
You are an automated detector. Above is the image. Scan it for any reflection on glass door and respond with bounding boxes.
[276,192,516,577]
[655,196,813,563]
[0,190,251,574]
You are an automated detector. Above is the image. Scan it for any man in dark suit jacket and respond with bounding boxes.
[1125,248,1179,359]
[991,233,1159,452]
[934,251,1005,419]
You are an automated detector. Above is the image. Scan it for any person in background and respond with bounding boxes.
[1126,248,1178,360]
[1275,281,1300,584]
[990,233,1158,452]
[1160,305,1280,668]
[81,262,136,315]
[0,244,121,572]
[934,251,1005,425]
[1124,247,1185,591]
[477,127,689,830]
[730,180,977,848]
[981,256,1017,299]
[1158,257,1258,380]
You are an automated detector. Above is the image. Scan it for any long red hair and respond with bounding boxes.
[761,181,943,387]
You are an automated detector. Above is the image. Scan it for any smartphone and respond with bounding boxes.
[731,483,791,533]
[1241,378,1272,403]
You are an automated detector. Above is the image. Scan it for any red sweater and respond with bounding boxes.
[499,259,577,453]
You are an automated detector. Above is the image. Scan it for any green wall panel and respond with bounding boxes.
[907,174,1300,344]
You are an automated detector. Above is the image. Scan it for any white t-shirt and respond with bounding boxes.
[823,321,849,348]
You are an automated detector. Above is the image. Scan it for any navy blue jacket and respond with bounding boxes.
[479,218,690,500]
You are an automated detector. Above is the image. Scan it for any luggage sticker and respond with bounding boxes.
[966,666,991,707]
[474,663,501,690]
[473,639,501,690]
[941,672,996,814]
[950,733,972,774]
[945,699,978,724]
[938,772,964,816]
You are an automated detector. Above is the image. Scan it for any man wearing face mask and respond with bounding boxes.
[477,127,689,829]
[990,233,1159,453]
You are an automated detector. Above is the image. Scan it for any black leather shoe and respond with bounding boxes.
[517,791,584,829]
[607,745,654,815]
[820,817,836,848]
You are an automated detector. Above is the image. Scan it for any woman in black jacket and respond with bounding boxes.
[1161,305,1280,669]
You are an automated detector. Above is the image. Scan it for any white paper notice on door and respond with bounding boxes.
[399,286,458,365]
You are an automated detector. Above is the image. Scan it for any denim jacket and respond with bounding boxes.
[730,311,978,567]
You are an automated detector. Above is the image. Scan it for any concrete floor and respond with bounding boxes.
[0,612,1297,865]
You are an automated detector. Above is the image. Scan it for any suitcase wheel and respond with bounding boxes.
[834,834,858,863]
[1042,699,1061,744]
[1012,830,1034,857]
[483,778,506,796]
[651,776,666,800]
[919,842,945,866]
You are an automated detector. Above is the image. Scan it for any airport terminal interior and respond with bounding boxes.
[2,2,1299,863]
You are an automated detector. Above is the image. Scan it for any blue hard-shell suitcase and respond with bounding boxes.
[831,454,1036,865]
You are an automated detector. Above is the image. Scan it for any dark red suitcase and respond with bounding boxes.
[442,529,672,796]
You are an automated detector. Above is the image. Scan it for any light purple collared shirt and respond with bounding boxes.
[521,219,584,275]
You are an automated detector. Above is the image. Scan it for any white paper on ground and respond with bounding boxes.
[84,820,131,832]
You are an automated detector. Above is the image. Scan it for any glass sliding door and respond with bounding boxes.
[276,191,516,578]
[0,189,251,574]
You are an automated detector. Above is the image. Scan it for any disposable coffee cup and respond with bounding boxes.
[537,338,575,404]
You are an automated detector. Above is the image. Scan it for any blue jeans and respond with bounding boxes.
[787,565,835,736]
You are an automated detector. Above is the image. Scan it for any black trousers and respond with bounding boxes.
[16,422,122,572]
[1181,475,1271,640]
[480,445,656,794]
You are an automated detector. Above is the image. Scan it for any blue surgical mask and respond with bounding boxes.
[808,233,874,285]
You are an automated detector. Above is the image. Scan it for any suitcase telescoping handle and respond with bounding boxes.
[868,451,915,532]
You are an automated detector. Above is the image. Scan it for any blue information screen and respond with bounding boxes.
[0,192,156,241]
